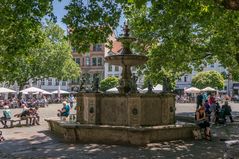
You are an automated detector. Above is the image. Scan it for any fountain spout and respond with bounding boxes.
[105,22,148,94]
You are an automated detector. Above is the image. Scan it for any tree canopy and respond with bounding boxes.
[191,70,224,89]
[0,0,55,58]
[100,76,119,92]
[0,22,80,88]
[63,0,239,90]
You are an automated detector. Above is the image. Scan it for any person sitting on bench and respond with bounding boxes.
[29,107,40,125]
[0,106,11,128]
[14,104,30,119]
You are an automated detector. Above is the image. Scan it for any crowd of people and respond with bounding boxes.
[0,94,76,109]
[195,92,234,141]
[0,96,48,109]
[0,94,76,128]
[176,92,230,103]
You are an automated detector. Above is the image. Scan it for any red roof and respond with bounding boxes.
[111,41,122,54]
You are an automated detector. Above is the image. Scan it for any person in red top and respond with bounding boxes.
[208,93,216,106]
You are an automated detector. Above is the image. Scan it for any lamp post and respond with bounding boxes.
[227,73,232,97]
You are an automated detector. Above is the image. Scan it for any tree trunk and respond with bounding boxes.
[18,84,25,99]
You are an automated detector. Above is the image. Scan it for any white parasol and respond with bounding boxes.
[184,87,201,93]
[142,84,163,93]
[106,87,142,93]
[201,87,216,92]
[0,87,16,93]
[51,89,70,94]
[20,87,46,94]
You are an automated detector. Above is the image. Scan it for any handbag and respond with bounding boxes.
[192,128,202,140]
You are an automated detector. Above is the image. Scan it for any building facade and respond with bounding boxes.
[68,44,105,91]
[175,62,234,95]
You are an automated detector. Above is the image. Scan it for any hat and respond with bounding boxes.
[62,101,67,105]
[3,106,9,109]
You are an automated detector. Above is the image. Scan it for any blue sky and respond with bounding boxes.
[53,0,70,31]
[53,0,124,36]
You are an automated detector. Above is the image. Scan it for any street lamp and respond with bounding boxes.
[227,73,232,96]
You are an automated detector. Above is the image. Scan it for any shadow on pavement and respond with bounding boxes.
[0,130,231,159]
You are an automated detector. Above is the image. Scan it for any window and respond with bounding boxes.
[48,78,52,86]
[115,66,119,71]
[82,58,84,66]
[92,57,97,66]
[75,58,80,65]
[41,79,45,85]
[86,57,90,66]
[177,77,181,82]
[210,64,214,68]
[62,81,66,86]
[55,79,59,86]
[93,44,102,51]
[184,76,187,82]
[97,57,102,66]
[108,64,113,72]
[72,47,77,52]
[32,79,37,85]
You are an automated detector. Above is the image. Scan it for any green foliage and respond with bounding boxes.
[63,0,121,53]
[100,76,119,92]
[1,22,80,87]
[191,71,224,89]
[0,0,54,59]
[63,1,239,88]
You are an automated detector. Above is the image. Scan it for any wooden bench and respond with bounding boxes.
[9,118,29,128]
[0,117,39,128]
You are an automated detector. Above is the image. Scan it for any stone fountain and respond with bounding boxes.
[45,23,196,145]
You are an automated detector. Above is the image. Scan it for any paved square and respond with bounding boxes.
[0,103,238,159]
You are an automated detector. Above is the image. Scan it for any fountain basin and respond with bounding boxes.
[45,119,196,145]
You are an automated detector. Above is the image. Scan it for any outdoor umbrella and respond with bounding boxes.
[142,84,163,93]
[201,87,216,92]
[0,87,16,93]
[184,87,201,93]
[106,87,142,93]
[106,87,119,93]
[51,90,70,94]
[20,87,46,94]
[33,90,52,95]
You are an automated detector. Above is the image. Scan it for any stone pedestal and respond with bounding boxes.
[76,93,175,126]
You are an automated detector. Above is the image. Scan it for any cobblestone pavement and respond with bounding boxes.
[0,103,238,159]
